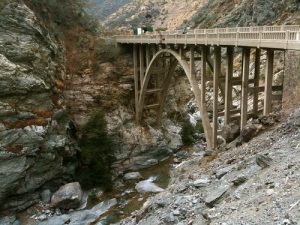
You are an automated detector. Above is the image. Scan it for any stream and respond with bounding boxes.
[90,157,173,224]
[17,157,174,225]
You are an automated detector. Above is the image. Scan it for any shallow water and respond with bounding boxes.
[94,157,173,223]
[16,157,173,225]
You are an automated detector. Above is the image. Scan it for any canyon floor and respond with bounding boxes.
[119,109,300,225]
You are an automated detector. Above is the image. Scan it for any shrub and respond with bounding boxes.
[77,110,116,191]
[93,95,101,104]
[180,118,204,145]
[155,27,167,32]
[195,120,204,134]
[180,118,195,145]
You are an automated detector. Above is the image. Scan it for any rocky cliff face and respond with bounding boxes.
[93,0,207,31]
[64,45,193,173]
[0,1,76,213]
[190,0,300,28]
[93,0,300,31]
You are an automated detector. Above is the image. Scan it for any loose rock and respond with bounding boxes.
[50,182,83,210]
[124,172,143,180]
[135,180,164,193]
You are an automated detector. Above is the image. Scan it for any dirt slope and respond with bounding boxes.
[119,109,300,224]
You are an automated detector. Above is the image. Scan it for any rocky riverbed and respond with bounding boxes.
[3,155,175,225]
[117,109,300,225]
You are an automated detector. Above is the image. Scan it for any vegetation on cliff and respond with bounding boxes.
[24,0,119,191]
[77,111,116,190]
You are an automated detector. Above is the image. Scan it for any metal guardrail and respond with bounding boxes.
[115,25,300,50]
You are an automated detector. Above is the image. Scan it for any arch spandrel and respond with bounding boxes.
[137,49,213,149]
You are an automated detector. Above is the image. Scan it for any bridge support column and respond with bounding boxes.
[213,46,221,148]
[241,48,250,129]
[146,45,151,67]
[264,49,274,115]
[225,47,234,125]
[139,45,145,88]
[253,48,261,115]
[179,46,185,59]
[201,46,208,107]
[133,45,139,121]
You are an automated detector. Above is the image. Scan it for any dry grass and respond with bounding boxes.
[6,144,23,154]
[33,109,53,118]
[4,118,48,129]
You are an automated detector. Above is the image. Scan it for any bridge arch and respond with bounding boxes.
[137,48,213,149]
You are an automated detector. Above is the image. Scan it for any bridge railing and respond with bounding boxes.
[115,25,300,50]
[192,25,300,34]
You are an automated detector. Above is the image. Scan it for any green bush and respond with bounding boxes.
[93,95,101,104]
[180,119,204,145]
[155,27,167,32]
[195,120,204,134]
[77,111,116,191]
[180,119,195,145]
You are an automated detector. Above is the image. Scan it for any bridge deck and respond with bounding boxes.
[115,25,300,50]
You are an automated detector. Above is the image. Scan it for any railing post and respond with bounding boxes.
[259,31,262,48]
[286,30,289,49]
[236,31,239,46]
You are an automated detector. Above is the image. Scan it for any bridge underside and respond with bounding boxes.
[131,43,284,149]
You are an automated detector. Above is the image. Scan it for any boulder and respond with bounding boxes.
[40,189,52,204]
[222,123,240,143]
[193,177,211,188]
[124,172,143,180]
[240,124,258,142]
[0,216,20,225]
[136,180,164,193]
[40,198,117,225]
[204,183,230,207]
[50,182,83,209]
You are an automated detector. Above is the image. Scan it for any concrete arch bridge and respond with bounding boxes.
[115,25,300,149]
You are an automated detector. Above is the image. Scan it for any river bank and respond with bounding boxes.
[118,109,300,225]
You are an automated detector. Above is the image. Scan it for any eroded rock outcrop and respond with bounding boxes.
[0,1,76,212]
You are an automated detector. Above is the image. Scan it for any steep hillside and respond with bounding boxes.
[90,0,299,32]
[0,0,101,214]
[95,0,207,31]
[189,0,300,28]
[89,0,131,21]
[120,109,300,225]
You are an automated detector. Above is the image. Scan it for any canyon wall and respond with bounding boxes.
[0,1,77,212]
